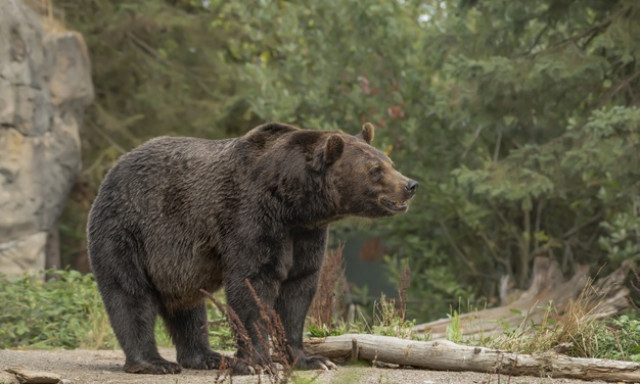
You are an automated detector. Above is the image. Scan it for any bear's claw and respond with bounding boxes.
[296,355,337,371]
[178,350,224,370]
[124,358,182,374]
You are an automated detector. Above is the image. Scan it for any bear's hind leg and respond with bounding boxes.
[102,282,182,374]
[160,303,223,370]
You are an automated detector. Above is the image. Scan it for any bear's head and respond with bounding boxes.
[315,123,418,218]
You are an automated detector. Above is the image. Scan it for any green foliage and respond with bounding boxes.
[306,293,423,341]
[203,293,236,351]
[57,0,259,268]
[0,270,116,349]
[369,294,418,339]
[379,0,640,319]
[446,309,463,344]
[58,0,640,321]
[591,314,640,361]
[0,271,232,350]
[307,324,347,338]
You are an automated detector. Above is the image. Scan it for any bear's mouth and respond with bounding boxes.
[381,198,409,213]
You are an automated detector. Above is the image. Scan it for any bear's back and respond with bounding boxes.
[89,136,237,230]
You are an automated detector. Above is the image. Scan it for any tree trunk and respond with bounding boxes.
[44,227,60,270]
[305,334,640,382]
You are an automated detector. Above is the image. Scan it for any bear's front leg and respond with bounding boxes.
[225,274,281,375]
[275,274,337,370]
[274,227,337,371]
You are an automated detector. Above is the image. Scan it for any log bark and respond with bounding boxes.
[413,257,631,339]
[304,334,640,382]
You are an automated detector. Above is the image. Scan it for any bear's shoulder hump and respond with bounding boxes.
[245,123,300,138]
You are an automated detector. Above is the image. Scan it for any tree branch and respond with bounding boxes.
[596,69,640,110]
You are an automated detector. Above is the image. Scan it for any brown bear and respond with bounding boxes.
[87,122,417,375]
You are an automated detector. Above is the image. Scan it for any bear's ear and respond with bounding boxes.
[324,134,345,165]
[312,134,344,171]
[357,122,375,144]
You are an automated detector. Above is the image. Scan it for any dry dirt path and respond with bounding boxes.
[0,348,609,384]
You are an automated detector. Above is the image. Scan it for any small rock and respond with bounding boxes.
[6,367,60,384]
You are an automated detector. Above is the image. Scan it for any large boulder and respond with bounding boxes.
[0,0,94,276]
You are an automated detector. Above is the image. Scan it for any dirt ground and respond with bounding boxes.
[0,348,610,384]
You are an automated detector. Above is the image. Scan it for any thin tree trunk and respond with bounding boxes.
[44,227,60,270]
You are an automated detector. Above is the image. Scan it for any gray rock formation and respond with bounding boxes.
[0,0,94,276]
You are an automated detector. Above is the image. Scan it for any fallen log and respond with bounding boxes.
[5,367,60,384]
[304,333,640,382]
[412,257,631,339]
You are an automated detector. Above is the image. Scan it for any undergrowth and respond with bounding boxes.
[306,293,421,340]
[0,270,231,350]
[306,247,422,340]
[305,247,640,363]
[455,295,640,362]
[2,259,640,366]
[481,306,640,361]
[0,270,115,349]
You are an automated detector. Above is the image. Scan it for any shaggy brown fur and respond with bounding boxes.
[87,122,417,374]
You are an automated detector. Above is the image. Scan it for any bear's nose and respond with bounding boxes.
[405,180,418,195]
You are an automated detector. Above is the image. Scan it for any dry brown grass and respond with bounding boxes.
[486,279,608,356]
[396,262,411,323]
[308,246,347,328]
[202,281,295,384]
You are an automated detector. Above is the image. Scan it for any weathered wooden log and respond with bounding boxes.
[5,367,60,384]
[304,334,640,382]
